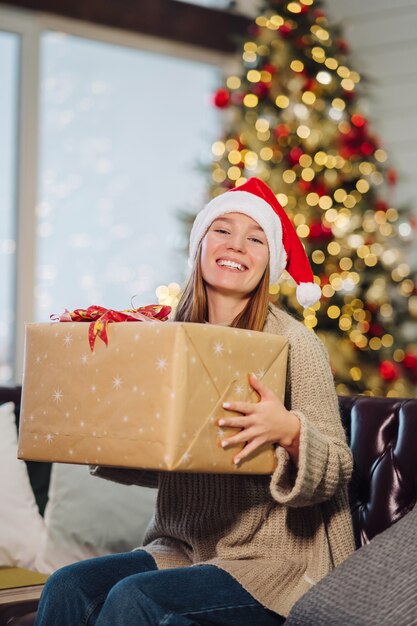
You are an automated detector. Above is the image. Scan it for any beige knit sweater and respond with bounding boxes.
[91,303,356,617]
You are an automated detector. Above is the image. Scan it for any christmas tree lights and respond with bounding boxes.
[205,0,417,397]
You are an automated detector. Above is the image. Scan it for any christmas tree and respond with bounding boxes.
[158,0,417,397]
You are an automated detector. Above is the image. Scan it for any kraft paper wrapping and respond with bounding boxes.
[18,322,288,475]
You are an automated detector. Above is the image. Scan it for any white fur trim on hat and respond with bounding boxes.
[296,282,322,308]
[188,190,287,284]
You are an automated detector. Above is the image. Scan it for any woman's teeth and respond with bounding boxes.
[217,260,246,271]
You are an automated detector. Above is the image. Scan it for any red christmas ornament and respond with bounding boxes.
[303,78,316,92]
[403,353,417,383]
[342,90,356,102]
[374,199,389,212]
[288,146,304,166]
[253,82,271,97]
[314,180,329,197]
[262,63,277,75]
[351,114,366,128]
[403,353,417,370]
[298,180,312,193]
[279,24,293,37]
[360,141,375,156]
[213,88,230,108]
[379,360,400,381]
[308,220,333,241]
[369,324,384,337]
[274,124,289,139]
[339,121,378,160]
[387,168,398,186]
[336,38,350,54]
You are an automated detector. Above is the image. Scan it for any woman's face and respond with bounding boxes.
[200,212,269,298]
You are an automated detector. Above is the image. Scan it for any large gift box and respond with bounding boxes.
[18,322,288,474]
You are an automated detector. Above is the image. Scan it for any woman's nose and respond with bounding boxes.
[227,233,246,252]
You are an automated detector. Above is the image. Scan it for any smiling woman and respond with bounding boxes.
[36,178,354,626]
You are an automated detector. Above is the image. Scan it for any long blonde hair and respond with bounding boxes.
[174,241,270,332]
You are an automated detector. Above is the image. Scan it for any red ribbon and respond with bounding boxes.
[51,304,171,350]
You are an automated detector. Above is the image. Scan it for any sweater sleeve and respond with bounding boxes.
[89,465,159,489]
[270,324,353,508]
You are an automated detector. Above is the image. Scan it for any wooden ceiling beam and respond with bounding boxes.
[0,0,251,52]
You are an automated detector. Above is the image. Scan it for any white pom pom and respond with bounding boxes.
[296,282,321,308]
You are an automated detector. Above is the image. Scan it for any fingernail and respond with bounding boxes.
[234,457,240,465]
[218,419,225,426]
[251,372,258,379]
[222,402,230,408]
[221,441,228,448]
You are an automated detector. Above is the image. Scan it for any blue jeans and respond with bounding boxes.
[35,550,285,625]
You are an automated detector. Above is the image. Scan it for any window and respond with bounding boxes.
[36,33,220,318]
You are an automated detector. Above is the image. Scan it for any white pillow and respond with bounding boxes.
[35,462,156,574]
[0,401,46,568]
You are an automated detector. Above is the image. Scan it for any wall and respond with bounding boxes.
[328,0,417,263]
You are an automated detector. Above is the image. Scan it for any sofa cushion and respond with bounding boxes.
[0,402,45,568]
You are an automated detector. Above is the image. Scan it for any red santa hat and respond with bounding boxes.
[188,177,321,308]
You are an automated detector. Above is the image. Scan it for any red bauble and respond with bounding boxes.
[342,90,356,102]
[279,24,293,37]
[379,360,400,381]
[336,38,350,54]
[213,88,230,108]
[298,180,312,193]
[403,353,417,383]
[351,114,367,128]
[274,124,289,139]
[308,220,333,241]
[360,141,375,156]
[369,324,384,337]
[387,168,398,186]
[288,146,304,166]
[262,63,277,75]
[315,181,328,197]
[303,78,316,92]
[253,82,271,97]
[403,353,417,370]
[375,199,389,212]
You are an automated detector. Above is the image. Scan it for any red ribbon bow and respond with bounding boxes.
[51,304,171,350]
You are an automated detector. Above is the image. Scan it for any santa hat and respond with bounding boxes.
[188,177,321,308]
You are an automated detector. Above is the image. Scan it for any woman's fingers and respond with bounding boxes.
[233,438,264,465]
[222,400,255,414]
[218,414,251,428]
[220,427,259,448]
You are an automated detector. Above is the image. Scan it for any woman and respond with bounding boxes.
[35,177,355,625]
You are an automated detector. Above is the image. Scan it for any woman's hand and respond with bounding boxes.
[219,373,301,467]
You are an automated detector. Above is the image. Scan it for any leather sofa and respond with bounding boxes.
[1,387,416,625]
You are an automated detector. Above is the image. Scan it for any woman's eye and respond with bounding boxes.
[214,228,229,234]
[249,237,264,244]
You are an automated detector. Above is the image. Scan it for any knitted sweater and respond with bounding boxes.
[91,303,356,617]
